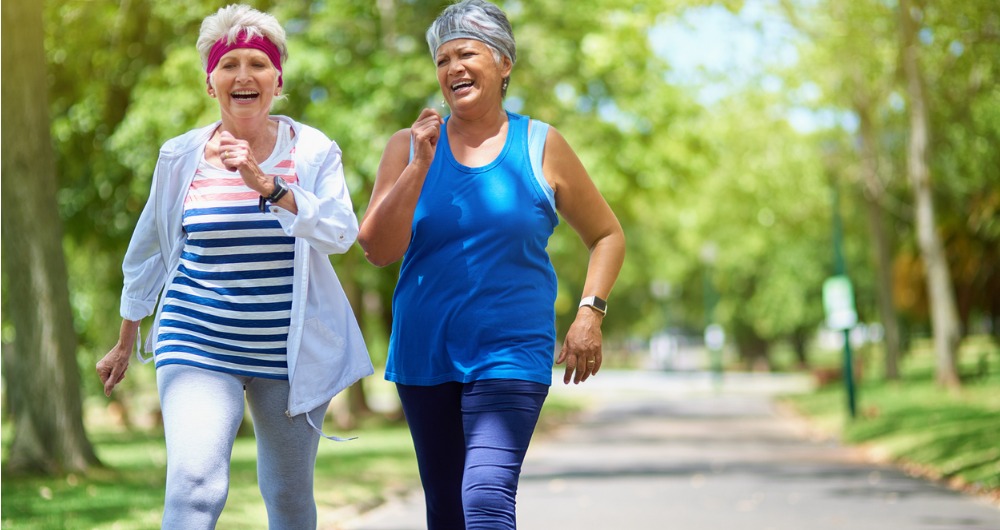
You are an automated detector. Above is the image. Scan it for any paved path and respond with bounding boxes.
[337,370,1000,530]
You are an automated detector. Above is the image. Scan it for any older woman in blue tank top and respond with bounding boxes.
[359,1,626,528]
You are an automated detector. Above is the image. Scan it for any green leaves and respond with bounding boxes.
[38,0,1000,373]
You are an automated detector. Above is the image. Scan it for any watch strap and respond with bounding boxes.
[259,176,289,212]
[267,176,289,202]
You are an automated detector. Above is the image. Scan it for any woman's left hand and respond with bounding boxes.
[556,308,604,384]
[219,131,269,194]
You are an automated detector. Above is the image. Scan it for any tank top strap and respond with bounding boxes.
[526,119,555,212]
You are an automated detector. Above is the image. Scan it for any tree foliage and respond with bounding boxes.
[3,0,998,436]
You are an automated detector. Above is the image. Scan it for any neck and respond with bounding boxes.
[221,116,276,144]
[218,116,278,158]
[448,105,507,142]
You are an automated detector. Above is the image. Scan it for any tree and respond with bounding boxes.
[855,96,903,380]
[897,0,961,387]
[777,0,905,379]
[916,0,1000,340]
[1,0,99,474]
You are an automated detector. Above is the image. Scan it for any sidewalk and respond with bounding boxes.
[337,370,1000,530]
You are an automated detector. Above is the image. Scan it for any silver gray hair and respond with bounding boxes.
[426,0,516,67]
[196,4,288,72]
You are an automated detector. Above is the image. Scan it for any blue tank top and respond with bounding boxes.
[385,111,559,386]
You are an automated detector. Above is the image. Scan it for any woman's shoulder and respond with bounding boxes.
[277,116,342,163]
[388,127,412,145]
[382,128,414,163]
[278,116,333,146]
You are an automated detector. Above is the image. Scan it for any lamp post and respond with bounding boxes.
[824,160,858,420]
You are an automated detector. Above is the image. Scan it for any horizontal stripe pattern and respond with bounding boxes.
[156,128,299,379]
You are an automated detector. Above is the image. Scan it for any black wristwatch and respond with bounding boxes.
[258,176,290,212]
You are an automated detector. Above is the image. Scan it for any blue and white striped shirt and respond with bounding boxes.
[155,124,299,379]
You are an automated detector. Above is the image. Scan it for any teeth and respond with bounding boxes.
[232,90,259,97]
[451,81,473,90]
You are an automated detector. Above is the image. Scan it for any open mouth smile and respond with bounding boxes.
[451,80,474,93]
[231,89,260,101]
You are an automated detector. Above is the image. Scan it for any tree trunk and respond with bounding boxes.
[341,259,373,420]
[897,0,961,388]
[790,328,809,370]
[853,96,902,381]
[1,0,100,473]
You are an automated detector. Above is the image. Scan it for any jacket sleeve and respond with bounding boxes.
[272,140,359,255]
[120,163,168,321]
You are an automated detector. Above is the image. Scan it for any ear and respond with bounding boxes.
[499,56,513,78]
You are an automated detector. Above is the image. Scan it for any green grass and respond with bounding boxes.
[1,418,418,530]
[783,335,1000,496]
[1,391,582,529]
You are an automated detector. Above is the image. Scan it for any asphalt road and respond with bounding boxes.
[335,370,1000,530]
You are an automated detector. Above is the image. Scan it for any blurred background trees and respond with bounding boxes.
[2,0,998,474]
[2,0,99,474]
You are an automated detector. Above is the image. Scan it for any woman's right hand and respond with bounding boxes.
[411,108,444,167]
[98,319,140,397]
[97,344,131,397]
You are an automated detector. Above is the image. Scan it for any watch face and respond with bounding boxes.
[581,296,607,314]
[593,297,608,311]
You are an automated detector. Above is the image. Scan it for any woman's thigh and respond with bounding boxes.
[460,379,549,528]
[397,382,467,529]
[244,376,320,486]
[157,364,246,473]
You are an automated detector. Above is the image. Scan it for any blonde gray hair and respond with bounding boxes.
[196,4,288,72]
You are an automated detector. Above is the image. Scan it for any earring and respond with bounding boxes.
[502,78,509,92]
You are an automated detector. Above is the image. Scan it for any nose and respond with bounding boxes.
[235,64,252,83]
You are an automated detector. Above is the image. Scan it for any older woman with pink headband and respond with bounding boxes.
[96,5,372,528]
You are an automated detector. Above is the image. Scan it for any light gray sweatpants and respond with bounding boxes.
[156,364,321,530]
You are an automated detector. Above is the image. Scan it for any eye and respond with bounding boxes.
[436,58,448,67]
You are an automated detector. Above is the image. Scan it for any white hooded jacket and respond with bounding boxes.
[119,116,373,434]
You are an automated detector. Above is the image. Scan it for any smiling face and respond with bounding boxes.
[208,48,280,121]
[435,38,511,112]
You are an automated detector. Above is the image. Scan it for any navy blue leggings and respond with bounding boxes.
[396,379,549,530]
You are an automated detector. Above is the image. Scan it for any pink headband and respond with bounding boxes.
[206,30,283,87]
